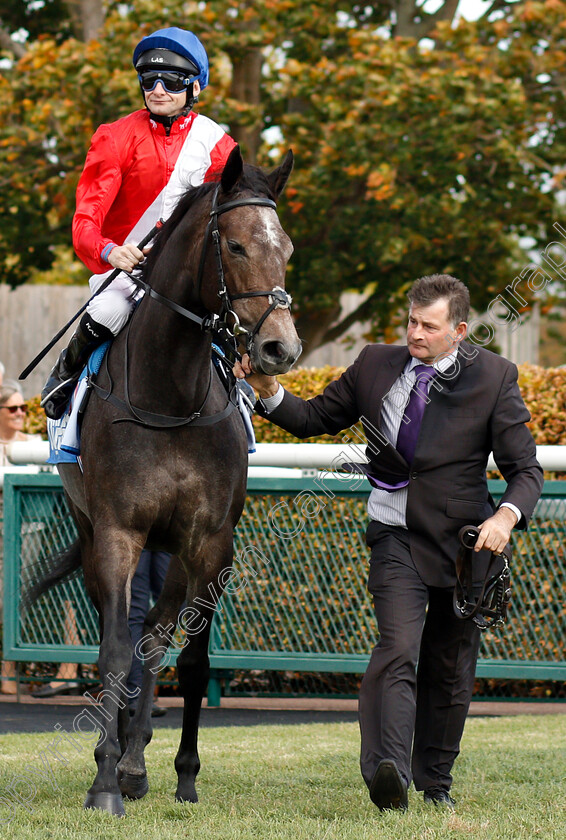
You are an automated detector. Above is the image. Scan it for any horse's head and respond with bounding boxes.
[203,146,302,376]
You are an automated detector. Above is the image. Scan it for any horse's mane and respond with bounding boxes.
[142,162,278,278]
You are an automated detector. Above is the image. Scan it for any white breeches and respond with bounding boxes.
[86,272,141,336]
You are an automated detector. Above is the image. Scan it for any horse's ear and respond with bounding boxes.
[267,149,294,199]
[221,145,244,193]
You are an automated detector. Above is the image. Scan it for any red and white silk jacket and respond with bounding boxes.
[72,109,237,274]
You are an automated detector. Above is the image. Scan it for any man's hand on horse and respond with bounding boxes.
[107,243,149,273]
[233,353,279,399]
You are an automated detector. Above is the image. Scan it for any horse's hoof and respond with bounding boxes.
[119,772,149,800]
[84,791,126,816]
[175,784,198,804]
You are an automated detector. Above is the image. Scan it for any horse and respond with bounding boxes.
[28,145,301,816]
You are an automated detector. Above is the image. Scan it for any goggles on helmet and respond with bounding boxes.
[138,69,197,94]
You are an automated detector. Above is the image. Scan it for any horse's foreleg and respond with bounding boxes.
[174,535,234,804]
[117,561,186,800]
[83,538,138,817]
[174,618,213,804]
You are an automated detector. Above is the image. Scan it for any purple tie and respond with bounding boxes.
[396,364,437,464]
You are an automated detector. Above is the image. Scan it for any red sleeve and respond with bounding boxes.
[72,126,123,274]
[203,132,238,182]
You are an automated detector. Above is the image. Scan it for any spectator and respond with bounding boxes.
[0,384,44,693]
[0,384,40,467]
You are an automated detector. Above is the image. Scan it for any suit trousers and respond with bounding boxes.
[359,522,481,791]
[126,549,171,702]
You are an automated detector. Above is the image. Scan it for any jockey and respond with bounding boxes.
[42,27,237,419]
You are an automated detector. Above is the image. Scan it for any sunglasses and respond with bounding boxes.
[138,70,195,94]
[1,403,27,414]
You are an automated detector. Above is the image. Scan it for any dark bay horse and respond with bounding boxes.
[30,146,301,816]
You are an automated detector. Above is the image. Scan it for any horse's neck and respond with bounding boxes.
[118,305,213,414]
[122,213,216,411]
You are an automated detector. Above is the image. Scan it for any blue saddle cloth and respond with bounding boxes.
[46,342,110,465]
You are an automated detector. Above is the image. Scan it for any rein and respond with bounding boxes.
[91,185,292,429]
[91,348,238,429]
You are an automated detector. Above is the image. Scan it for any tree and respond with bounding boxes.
[274,4,566,351]
[0,0,104,50]
[0,1,564,358]
[0,12,136,286]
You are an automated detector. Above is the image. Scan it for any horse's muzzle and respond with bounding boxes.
[252,337,302,376]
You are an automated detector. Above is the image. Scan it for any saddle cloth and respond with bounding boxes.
[46,343,110,465]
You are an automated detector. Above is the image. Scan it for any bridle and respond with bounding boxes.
[135,183,293,361]
[91,185,293,429]
[195,183,293,355]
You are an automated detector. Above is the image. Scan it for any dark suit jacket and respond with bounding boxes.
[258,342,544,587]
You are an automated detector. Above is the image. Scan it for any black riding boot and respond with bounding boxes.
[41,314,113,420]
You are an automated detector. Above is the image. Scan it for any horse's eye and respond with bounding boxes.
[227,239,246,256]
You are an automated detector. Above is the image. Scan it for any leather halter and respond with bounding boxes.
[453,525,512,630]
[92,186,292,429]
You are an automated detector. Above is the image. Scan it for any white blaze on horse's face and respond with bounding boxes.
[256,207,294,263]
[243,207,294,280]
[226,204,300,376]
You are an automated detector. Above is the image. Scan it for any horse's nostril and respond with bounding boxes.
[262,340,288,362]
[255,339,302,374]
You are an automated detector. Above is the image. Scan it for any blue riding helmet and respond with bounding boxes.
[133,27,209,91]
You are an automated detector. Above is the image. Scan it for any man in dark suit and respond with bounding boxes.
[234,274,543,812]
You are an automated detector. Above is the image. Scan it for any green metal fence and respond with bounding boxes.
[2,472,565,705]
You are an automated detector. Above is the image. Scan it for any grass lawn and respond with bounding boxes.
[0,714,564,839]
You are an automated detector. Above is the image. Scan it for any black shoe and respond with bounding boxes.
[41,364,81,420]
[41,315,112,420]
[423,787,455,810]
[151,703,167,718]
[369,759,408,811]
[31,681,81,698]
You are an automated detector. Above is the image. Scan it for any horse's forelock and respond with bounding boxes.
[235,163,277,201]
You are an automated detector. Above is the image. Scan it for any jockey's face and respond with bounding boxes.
[144,79,201,117]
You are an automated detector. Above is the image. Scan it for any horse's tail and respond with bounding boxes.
[22,539,83,608]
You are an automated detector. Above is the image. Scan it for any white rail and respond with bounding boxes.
[4,441,566,471]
